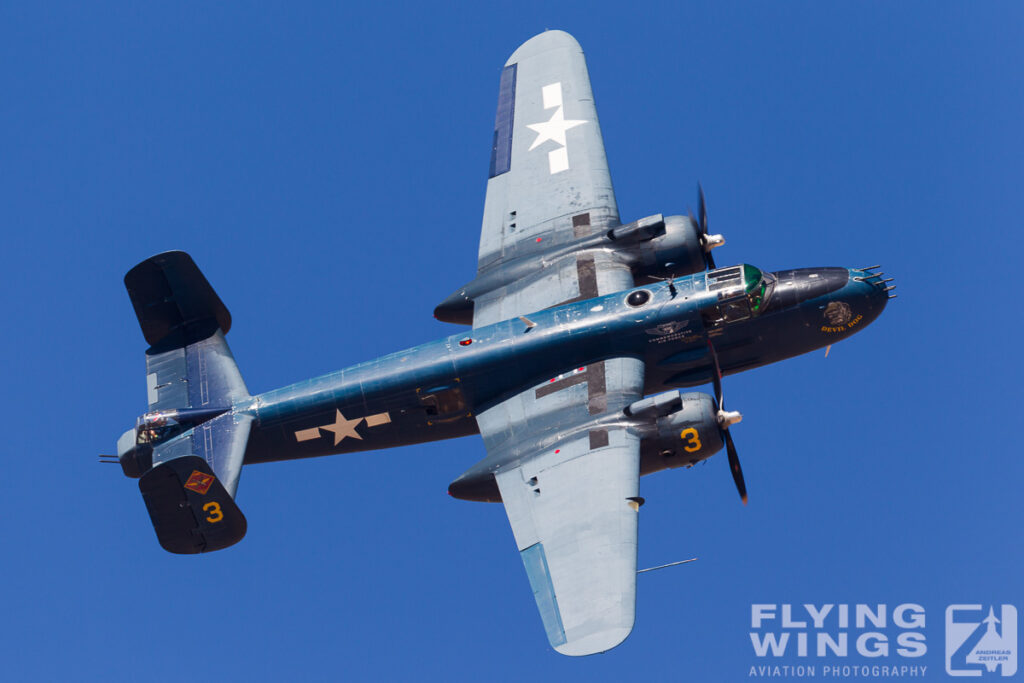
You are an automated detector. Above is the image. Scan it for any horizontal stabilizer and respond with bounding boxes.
[139,455,247,554]
[125,251,232,350]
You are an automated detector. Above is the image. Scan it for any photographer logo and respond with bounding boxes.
[946,605,1017,677]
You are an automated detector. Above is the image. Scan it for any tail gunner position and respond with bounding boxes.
[107,31,893,657]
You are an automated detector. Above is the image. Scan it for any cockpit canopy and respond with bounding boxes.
[133,407,229,445]
[135,412,182,444]
[705,264,776,323]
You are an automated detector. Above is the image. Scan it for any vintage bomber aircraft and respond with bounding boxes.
[110,31,893,656]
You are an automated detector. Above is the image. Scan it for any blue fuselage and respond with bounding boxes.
[242,266,888,464]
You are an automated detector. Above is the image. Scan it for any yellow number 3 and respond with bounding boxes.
[680,428,702,453]
[203,501,224,523]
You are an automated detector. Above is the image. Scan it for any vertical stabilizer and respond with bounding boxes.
[120,251,252,553]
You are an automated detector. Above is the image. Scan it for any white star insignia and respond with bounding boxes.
[527,106,587,151]
[320,409,363,445]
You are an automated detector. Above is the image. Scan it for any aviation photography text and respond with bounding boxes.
[748,603,928,679]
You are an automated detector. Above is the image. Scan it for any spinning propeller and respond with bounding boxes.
[707,340,747,504]
[694,184,725,270]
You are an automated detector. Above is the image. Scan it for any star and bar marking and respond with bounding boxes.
[526,82,587,174]
[294,410,392,445]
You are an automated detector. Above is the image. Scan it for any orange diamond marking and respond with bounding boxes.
[183,470,215,495]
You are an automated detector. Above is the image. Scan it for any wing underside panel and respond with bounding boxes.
[477,353,645,655]
[464,31,645,657]
[477,30,619,274]
[473,250,633,328]
[496,429,641,656]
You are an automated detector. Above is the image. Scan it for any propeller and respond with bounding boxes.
[694,183,725,270]
[707,340,747,504]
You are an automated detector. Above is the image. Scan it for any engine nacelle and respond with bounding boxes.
[434,213,715,325]
[630,214,708,283]
[636,391,725,475]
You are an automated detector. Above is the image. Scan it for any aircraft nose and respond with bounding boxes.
[848,266,895,306]
[817,267,892,333]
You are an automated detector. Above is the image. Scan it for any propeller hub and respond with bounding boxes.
[703,233,725,252]
[717,409,742,429]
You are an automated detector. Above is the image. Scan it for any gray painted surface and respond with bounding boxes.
[477,31,619,275]
[495,427,640,656]
[470,35,644,651]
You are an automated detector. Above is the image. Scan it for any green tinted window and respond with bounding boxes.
[743,265,771,314]
[743,265,763,293]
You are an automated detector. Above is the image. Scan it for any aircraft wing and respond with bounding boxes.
[474,30,626,327]
[476,356,645,655]
[463,30,644,654]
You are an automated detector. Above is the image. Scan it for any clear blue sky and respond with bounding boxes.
[2,2,1020,681]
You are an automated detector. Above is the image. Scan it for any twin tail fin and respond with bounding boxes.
[119,251,251,554]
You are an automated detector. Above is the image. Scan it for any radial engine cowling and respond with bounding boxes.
[631,214,708,283]
[635,391,725,475]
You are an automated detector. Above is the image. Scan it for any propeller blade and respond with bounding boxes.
[697,183,707,235]
[709,338,747,504]
[707,339,723,411]
[697,183,717,270]
[724,430,748,505]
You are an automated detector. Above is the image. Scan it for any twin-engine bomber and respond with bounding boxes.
[108,31,893,656]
